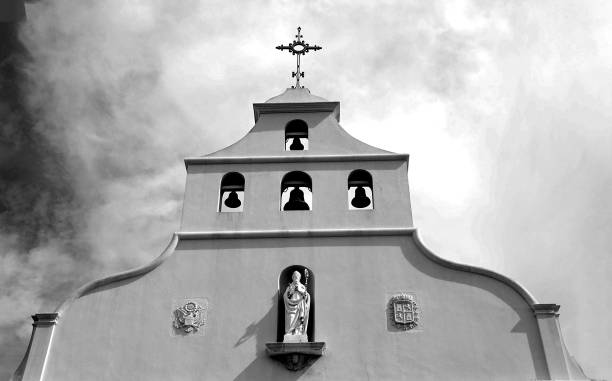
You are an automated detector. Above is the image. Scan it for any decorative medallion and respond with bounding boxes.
[389,293,419,330]
[173,300,207,333]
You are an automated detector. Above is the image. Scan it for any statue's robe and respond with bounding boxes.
[283,282,310,336]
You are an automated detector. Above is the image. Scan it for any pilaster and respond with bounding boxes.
[20,313,58,381]
[533,304,571,380]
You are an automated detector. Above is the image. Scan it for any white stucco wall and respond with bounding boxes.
[42,234,549,380]
[206,111,385,158]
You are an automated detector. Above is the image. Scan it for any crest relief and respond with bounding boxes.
[388,293,420,331]
[172,298,208,335]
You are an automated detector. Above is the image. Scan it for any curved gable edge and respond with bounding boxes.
[12,234,179,381]
[55,233,180,316]
[14,230,590,380]
[412,230,538,305]
[412,230,590,381]
[196,103,392,160]
[334,122,394,155]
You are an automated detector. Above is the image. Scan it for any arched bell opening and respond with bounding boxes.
[348,169,374,210]
[277,265,315,342]
[285,119,308,151]
[219,172,245,212]
[281,171,312,211]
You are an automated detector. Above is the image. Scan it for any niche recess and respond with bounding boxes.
[281,171,312,211]
[348,169,374,210]
[219,172,245,212]
[276,265,315,342]
[266,265,325,371]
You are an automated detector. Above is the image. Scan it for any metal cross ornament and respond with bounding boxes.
[276,27,322,88]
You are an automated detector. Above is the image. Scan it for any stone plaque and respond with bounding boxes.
[172,297,208,336]
[388,293,420,331]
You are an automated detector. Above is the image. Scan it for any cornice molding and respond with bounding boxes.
[533,303,561,317]
[32,313,59,327]
[52,228,543,319]
[54,229,414,316]
[253,101,340,123]
[54,234,180,316]
[185,153,409,166]
[177,227,415,240]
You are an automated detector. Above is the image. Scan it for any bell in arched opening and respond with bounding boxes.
[285,119,308,151]
[351,186,371,208]
[289,137,305,151]
[219,172,245,212]
[348,169,373,210]
[284,187,310,210]
[281,171,312,211]
[224,190,242,208]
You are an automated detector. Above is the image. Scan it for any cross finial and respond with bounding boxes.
[276,26,322,89]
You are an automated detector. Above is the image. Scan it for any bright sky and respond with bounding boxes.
[1,0,611,379]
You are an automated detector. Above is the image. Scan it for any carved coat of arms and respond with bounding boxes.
[173,301,205,333]
[389,294,419,330]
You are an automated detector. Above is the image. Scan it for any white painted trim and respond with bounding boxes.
[184,153,409,166]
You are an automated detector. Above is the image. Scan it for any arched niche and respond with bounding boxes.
[281,171,312,211]
[348,169,374,210]
[219,172,245,212]
[277,265,315,342]
[285,119,309,151]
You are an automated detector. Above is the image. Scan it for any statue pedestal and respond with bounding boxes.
[283,333,308,343]
[265,342,326,371]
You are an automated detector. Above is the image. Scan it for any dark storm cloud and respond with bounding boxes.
[0,0,94,373]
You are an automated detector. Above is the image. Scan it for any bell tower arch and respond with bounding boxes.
[181,87,413,233]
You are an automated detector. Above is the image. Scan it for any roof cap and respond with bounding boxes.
[265,87,328,103]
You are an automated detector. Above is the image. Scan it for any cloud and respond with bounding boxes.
[1,0,611,379]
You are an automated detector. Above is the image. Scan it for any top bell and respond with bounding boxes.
[289,137,304,151]
[285,120,308,151]
[351,186,371,208]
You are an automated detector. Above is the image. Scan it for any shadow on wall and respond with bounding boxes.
[232,294,308,381]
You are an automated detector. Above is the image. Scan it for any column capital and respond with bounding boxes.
[32,313,59,327]
[533,303,560,317]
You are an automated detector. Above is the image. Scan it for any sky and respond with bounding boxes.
[1,0,611,379]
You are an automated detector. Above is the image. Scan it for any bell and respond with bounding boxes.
[283,188,310,210]
[289,137,304,151]
[224,191,242,208]
[351,186,371,208]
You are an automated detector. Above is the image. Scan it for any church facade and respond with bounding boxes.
[14,86,591,380]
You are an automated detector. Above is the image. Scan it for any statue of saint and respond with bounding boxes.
[283,270,310,342]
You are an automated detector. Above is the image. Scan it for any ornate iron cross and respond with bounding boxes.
[276,27,322,89]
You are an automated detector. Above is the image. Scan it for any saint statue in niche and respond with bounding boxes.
[283,270,310,343]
